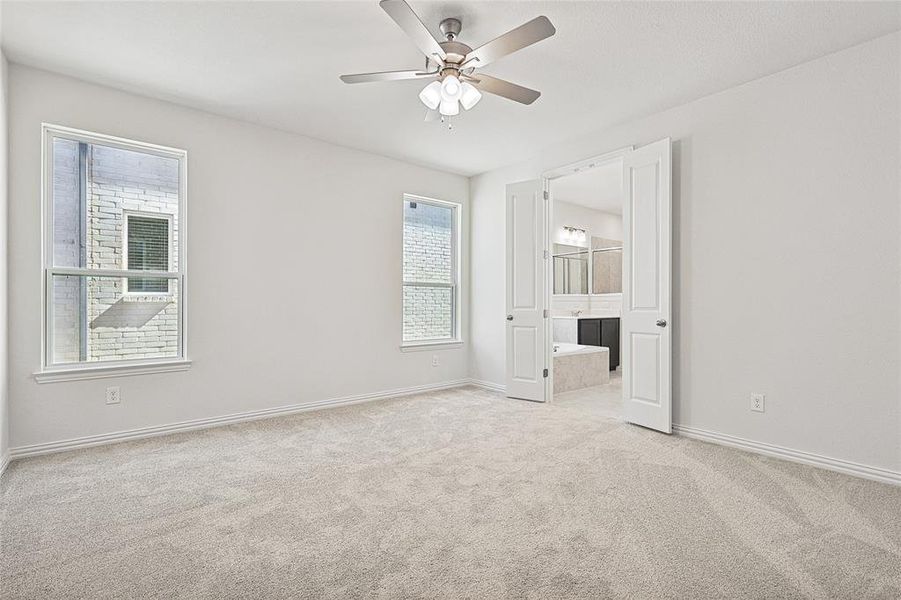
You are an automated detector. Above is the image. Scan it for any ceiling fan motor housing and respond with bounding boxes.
[439,17,462,40]
[436,19,471,73]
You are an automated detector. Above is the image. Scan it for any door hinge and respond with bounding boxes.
[543,249,549,260]
[543,368,549,378]
[543,190,549,200]
[543,309,549,318]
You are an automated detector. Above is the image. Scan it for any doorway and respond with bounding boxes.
[547,151,627,419]
[505,139,672,433]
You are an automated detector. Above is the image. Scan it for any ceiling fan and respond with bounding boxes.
[340,0,556,123]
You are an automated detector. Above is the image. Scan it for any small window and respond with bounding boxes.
[402,196,461,345]
[41,125,186,371]
[125,213,172,294]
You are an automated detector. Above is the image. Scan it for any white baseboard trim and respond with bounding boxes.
[467,378,506,393]
[673,424,901,487]
[0,452,10,479]
[8,378,472,461]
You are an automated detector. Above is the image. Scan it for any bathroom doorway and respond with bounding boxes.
[504,139,671,432]
[546,150,627,420]
[541,139,672,432]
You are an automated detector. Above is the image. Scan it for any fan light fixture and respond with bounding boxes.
[441,75,462,99]
[340,2,555,127]
[418,81,442,110]
[460,82,482,110]
[423,74,480,116]
[439,97,460,116]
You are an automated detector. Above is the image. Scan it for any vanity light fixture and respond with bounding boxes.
[563,226,587,243]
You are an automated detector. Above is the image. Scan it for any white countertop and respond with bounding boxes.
[552,314,620,319]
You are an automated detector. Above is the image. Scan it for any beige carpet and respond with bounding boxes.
[1,382,900,599]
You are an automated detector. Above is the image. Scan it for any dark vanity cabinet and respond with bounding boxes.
[577,318,620,370]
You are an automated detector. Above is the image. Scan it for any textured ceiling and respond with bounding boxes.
[2,1,899,175]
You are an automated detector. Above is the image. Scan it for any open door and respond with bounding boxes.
[622,138,672,432]
[505,180,547,401]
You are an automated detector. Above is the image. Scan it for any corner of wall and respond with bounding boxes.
[1,50,10,474]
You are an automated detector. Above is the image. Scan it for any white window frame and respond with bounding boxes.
[36,123,190,383]
[401,194,462,350]
[122,210,175,296]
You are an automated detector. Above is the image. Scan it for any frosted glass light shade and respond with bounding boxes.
[418,81,442,110]
[439,98,459,116]
[440,75,462,101]
[460,82,482,110]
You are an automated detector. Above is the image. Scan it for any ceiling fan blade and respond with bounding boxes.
[463,16,555,68]
[340,70,436,84]
[424,109,439,122]
[379,0,447,63]
[466,73,541,105]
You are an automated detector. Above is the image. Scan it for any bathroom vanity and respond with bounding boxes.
[578,318,620,370]
[553,316,620,370]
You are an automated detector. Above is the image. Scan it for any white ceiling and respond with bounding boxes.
[552,160,622,215]
[2,2,898,176]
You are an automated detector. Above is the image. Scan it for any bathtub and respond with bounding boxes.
[554,342,605,356]
[553,343,610,393]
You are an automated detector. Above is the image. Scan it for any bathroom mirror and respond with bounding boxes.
[591,236,623,295]
[553,243,589,295]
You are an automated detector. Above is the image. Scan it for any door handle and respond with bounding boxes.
[506,315,514,321]
[656,319,667,328]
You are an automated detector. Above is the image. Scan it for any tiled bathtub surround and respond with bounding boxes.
[553,318,578,344]
[553,344,610,393]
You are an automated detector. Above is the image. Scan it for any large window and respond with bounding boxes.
[402,195,461,345]
[41,125,187,377]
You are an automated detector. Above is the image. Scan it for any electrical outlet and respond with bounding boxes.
[106,386,121,405]
[750,393,765,413]
[431,355,439,367]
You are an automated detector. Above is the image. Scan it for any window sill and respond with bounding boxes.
[34,359,192,383]
[122,293,175,302]
[400,340,464,352]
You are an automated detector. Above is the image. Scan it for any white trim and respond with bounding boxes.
[41,123,187,158]
[401,193,463,346]
[541,146,634,181]
[8,378,471,459]
[40,123,188,371]
[674,424,901,487]
[34,359,192,383]
[468,378,506,393]
[50,267,178,279]
[400,341,464,352]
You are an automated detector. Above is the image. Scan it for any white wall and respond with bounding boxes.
[551,200,622,247]
[0,52,9,466]
[8,65,470,449]
[471,33,901,473]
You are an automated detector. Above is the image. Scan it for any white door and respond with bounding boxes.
[505,180,547,401]
[622,138,672,432]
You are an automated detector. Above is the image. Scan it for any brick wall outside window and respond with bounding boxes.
[51,142,180,363]
[402,200,456,342]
